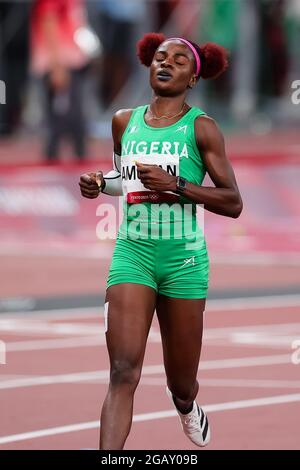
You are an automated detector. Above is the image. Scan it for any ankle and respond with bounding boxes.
[173,395,194,415]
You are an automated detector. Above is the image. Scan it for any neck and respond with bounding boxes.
[150,95,186,115]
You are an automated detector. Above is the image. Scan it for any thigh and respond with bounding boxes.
[157,236,209,299]
[105,283,157,374]
[107,235,157,293]
[156,295,205,391]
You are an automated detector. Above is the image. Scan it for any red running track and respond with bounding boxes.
[0,299,300,450]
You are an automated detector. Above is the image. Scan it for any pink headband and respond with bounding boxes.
[168,37,201,76]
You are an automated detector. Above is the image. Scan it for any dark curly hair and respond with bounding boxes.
[136,32,228,80]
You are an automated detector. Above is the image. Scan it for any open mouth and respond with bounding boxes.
[157,70,172,81]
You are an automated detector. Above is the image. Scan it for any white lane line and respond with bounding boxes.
[207,294,300,311]
[192,378,300,389]
[0,324,297,357]
[205,322,300,335]
[3,319,299,338]
[4,322,299,352]
[229,333,299,349]
[0,320,104,336]
[139,377,300,390]
[4,331,161,352]
[0,365,163,390]
[1,392,300,445]
[0,421,99,445]
[0,244,113,259]
[1,294,300,321]
[6,336,104,352]
[5,320,300,338]
[0,354,293,390]
[0,307,101,320]
[212,252,300,266]
[200,354,291,370]
[3,318,299,337]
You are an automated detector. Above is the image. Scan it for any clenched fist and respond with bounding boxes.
[79,171,105,199]
[136,162,177,192]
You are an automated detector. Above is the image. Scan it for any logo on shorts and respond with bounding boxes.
[181,256,196,267]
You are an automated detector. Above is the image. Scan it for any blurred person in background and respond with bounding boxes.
[198,0,239,108]
[153,0,180,30]
[259,0,289,99]
[286,0,300,79]
[30,0,92,163]
[0,1,31,136]
[94,0,145,109]
[198,0,292,124]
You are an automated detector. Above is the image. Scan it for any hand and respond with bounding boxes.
[136,162,177,192]
[79,171,105,199]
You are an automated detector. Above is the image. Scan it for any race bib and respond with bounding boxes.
[121,153,180,204]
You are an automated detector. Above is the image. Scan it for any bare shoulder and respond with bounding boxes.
[195,115,222,135]
[112,109,134,132]
[112,109,134,152]
[194,115,225,148]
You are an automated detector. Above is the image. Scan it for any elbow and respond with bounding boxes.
[231,197,243,219]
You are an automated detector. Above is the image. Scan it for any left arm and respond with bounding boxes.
[137,116,243,218]
[181,116,243,218]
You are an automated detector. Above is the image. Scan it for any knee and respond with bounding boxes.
[110,360,141,389]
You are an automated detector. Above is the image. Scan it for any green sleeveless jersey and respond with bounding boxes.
[119,104,207,240]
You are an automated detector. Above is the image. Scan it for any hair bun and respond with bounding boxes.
[137,33,166,67]
[199,43,228,79]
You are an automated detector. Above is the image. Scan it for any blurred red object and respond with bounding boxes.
[31,0,89,75]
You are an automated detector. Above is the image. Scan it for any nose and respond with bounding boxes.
[161,57,173,68]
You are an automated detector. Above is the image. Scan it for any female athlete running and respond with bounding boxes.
[79,33,243,450]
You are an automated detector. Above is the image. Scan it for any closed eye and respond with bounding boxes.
[155,53,165,61]
[154,51,188,66]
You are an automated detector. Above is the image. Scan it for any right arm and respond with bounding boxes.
[79,109,132,199]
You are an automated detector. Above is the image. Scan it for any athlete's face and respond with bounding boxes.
[150,40,197,97]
